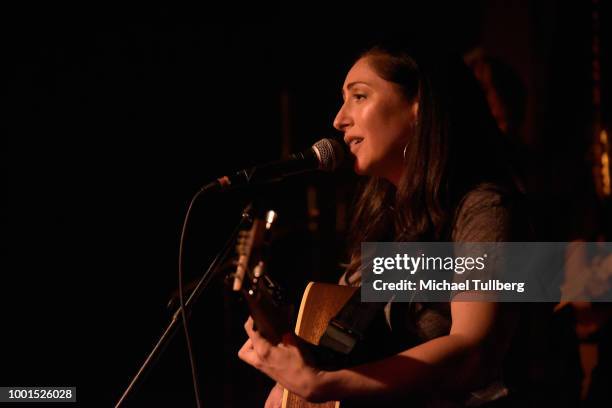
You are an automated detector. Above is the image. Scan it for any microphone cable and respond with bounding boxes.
[178,190,204,408]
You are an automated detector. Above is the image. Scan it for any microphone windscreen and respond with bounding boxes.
[312,138,344,171]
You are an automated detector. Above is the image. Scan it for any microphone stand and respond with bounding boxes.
[114,202,254,408]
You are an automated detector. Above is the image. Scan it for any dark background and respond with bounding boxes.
[4,1,611,407]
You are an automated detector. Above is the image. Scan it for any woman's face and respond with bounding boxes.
[334,56,417,185]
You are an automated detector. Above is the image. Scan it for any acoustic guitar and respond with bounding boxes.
[232,210,357,408]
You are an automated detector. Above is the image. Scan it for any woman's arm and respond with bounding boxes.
[239,299,519,403]
[316,300,518,401]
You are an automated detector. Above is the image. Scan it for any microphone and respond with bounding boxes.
[200,138,345,193]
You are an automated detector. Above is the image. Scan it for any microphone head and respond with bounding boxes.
[312,138,345,171]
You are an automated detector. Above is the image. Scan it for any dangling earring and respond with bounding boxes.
[404,120,418,163]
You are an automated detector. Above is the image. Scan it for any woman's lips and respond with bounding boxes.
[348,137,364,153]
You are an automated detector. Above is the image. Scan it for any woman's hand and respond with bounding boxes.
[264,383,284,408]
[238,317,327,402]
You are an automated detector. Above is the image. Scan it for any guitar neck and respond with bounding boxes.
[242,278,292,345]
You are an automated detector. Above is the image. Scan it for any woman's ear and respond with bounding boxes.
[411,101,419,125]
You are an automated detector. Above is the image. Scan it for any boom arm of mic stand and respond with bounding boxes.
[114,202,254,408]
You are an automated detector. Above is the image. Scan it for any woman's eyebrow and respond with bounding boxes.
[346,81,371,90]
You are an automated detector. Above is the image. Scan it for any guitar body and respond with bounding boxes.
[282,282,358,408]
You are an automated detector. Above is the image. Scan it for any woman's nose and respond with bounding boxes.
[333,103,352,132]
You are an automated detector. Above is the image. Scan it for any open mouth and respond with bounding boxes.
[349,138,364,147]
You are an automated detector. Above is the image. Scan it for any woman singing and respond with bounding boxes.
[238,38,529,407]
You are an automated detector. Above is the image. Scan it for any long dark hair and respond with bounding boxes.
[344,40,521,282]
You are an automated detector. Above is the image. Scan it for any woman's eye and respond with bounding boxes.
[352,94,366,101]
